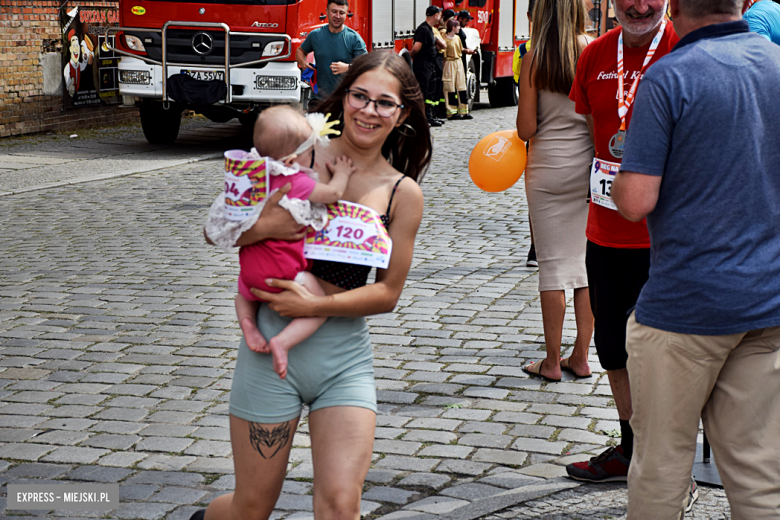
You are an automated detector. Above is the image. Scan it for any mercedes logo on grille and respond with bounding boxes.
[191,32,214,55]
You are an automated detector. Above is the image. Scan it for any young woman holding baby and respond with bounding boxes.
[198,52,432,520]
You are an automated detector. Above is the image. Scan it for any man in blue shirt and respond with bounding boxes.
[613,0,780,518]
[296,0,367,99]
[744,0,780,44]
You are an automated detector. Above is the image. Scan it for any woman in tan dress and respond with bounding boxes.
[517,0,593,382]
[442,19,475,120]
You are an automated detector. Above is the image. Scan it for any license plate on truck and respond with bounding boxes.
[181,69,224,81]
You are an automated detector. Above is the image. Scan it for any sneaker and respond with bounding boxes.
[566,446,630,482]
[189,510,206,520]
[526,245,538,268]
[685,478,699,514]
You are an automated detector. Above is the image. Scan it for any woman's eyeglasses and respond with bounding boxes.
[346,90,405,118]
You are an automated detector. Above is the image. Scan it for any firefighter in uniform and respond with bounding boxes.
[412,5,446,126]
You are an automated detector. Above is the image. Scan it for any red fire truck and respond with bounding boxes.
[436,0,531,107]
[109,0,529,144]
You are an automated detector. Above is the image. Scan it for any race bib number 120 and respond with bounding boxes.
[590,159,621,211]
[304,201,393,269]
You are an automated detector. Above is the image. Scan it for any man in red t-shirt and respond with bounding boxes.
[566,0,681,484]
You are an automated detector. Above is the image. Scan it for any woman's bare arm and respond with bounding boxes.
[203,183,307,247]
[516,49,538,142]
[251,180,425,318]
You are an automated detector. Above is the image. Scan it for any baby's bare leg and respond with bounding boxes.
[236,294,268,353]
[268,272,327,379]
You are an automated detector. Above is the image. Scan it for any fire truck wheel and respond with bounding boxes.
[238,112,259,128]
[467,61,478,113]
[487,77,518,108]
[140,102,183,144]
[509,78,519,106]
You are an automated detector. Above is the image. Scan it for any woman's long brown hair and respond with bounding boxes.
[529,0,587,94]
[312,52,432,183]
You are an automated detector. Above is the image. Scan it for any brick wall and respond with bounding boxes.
[0,0,138,138]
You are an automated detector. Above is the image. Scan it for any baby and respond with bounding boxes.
[233,106,354,379]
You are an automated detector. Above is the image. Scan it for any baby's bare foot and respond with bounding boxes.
[268,337,291,379]
[240,317,267,353]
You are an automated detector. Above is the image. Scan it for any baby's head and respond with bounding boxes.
[253,105,314,166]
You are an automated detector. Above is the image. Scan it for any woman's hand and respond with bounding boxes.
[259,185,308,240]
[250,279,320,318]
[234,184,307,247]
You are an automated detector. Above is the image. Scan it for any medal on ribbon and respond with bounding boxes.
[611,19,667,159]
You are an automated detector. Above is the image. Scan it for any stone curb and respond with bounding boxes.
[445,478,581,520]
[0,152,221,197]
[390,477,581,520]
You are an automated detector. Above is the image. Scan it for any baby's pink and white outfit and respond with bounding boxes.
[238,162,318,300]
[204,150,328,301]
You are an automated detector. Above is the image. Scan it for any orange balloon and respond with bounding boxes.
[468,130,527,192]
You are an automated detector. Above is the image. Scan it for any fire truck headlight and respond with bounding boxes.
[262,41,284,57]
[125,35,146,52]
[255,76,297,90]
[119,70,151,85]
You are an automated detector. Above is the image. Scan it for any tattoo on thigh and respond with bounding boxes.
[248,422,291,459]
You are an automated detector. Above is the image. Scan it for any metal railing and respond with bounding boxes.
[163,22,229,102]
[105,23,293,104]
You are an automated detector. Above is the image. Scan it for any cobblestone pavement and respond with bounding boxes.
[0,116,251,196]
[0,104,730,519]
[485,483,730,520]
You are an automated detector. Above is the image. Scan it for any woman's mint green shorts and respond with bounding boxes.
[229,303,377,424]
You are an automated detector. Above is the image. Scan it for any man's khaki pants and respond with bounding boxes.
[626,313,780,520]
